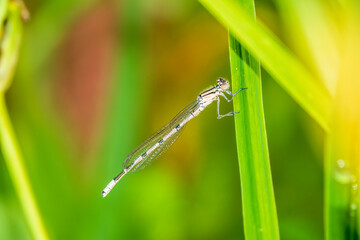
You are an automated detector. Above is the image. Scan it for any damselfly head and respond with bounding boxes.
[217,78,230,90]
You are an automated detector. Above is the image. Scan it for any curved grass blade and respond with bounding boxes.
[198,0,331,131]
[0,4,48,240]
[0,96,49,240]
[0,2,21,93]
[273,0,339,94]
[227,0,279,239]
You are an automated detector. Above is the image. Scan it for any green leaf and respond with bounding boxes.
[198,0,331,131]
[273,0,339,94]
[0,96,49,240]
[0,3,48,240]
[227,0,279,239]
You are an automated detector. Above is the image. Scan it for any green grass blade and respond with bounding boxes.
[198,0,331,131]
[227,0,279,239]
[0,96,49,240]
[274,0,339,94]
[0,3,48,240]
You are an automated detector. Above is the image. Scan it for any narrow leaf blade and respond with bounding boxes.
[199,0,331,131]
[228,0,279,238]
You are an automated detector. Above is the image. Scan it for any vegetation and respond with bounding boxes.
[0,0,358,239]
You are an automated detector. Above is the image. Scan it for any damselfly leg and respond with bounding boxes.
[224,87,247,101]
[217,88,247,119]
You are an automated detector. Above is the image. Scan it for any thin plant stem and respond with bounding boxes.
[0,2,49,239]
[0,95,49,240]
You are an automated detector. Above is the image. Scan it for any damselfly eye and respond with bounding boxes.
[217,78,226,85]
[217,78,230,90]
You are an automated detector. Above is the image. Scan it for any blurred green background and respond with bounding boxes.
[0,0,325,239]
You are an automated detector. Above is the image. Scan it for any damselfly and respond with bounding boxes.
[102,78,246,197]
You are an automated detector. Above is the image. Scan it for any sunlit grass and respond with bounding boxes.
[198,0,331,131]
[324,4,360,239]
[227,0,279,239]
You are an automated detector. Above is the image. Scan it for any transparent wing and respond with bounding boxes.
[133,126,185,172]
[122,100,199,173]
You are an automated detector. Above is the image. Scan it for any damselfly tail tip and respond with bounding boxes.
[101,190,108,198]
[101,179,116,198]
